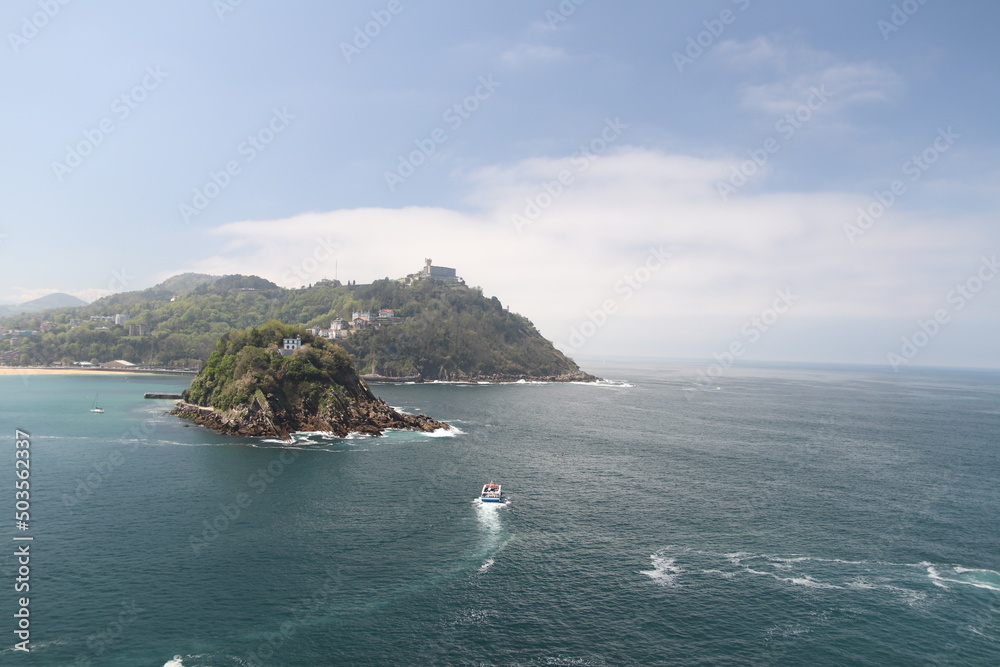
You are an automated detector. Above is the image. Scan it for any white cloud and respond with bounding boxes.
[714,36,794,70]
[500,43,570,67]
[714,37,903,115]
[172,147,997,363]
[740,62,902,114]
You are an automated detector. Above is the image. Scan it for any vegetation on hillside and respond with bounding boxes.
[175,321,447,437]
[1,274,588,380]
[344,281,580,379]
[183,321,356,412]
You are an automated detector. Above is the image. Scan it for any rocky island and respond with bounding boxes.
[171,322,449,439]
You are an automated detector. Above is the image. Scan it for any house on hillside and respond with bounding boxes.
[278,337,303,357]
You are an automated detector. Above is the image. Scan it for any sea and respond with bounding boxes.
[1,360,998,666]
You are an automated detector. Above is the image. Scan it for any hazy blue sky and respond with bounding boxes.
[2,0,998,368]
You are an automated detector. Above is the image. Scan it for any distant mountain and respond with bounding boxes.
[95,273,222,307]
[0,292,88,315]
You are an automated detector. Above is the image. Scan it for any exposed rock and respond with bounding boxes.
[170,394,446,440]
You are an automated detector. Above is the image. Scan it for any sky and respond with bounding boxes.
[1,0,998,369]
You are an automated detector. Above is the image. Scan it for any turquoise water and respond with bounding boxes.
[1,362,999,665]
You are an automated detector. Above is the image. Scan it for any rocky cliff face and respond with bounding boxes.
[170,390,446,439]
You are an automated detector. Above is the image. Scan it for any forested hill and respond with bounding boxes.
[173,321,448,438]
[1,275,593,381]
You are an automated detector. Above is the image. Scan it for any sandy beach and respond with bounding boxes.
[0,367,194,376]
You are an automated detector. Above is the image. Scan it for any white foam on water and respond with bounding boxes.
[452,608,498,626]
[745,567,773,577]
[766,623,811,638]
[725,551,751,566]
[658,548,893,594]
[474,498,507,533]
[967,626,989,638]
[882,584,929,608]
[422,426,464,437]
[573,379,635,388]
[163,657,184,667]
[478,558,495,574]
[771,555,869,566]
[701,568,736,579]
[922,562,1000,592]
[649,547,1000,613]
[846,578,877,590]
[641,553,683,587]
[784,576,842,590]
[541,655,599,666]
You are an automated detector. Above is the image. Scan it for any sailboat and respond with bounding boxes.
[90,394,104,413]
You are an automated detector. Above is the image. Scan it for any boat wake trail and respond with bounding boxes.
[473,499,510,574]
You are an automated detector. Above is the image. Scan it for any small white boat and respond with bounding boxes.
[90,394,104,413]
[480,482,505,503]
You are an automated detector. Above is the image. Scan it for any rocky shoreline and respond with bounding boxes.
[363,370,601,383]
[170,394,447,440]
